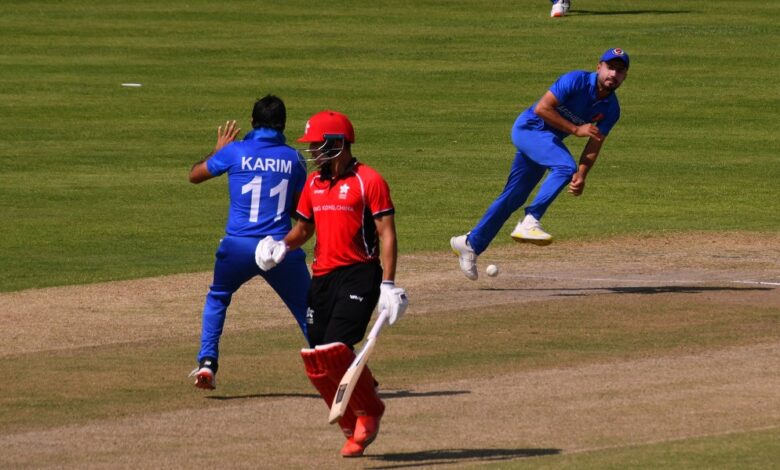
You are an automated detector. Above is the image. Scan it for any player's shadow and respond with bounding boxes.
[367,448,561,469]
[205,389,468,401]
[206,392,320,401]
[605,285,771,295]
[481,285,772,296]
[380,389,470,399]
[573,9,692,15]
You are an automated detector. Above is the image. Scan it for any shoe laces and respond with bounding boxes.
[524,218,542,230]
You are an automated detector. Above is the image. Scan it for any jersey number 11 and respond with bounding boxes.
[241,176,289,223]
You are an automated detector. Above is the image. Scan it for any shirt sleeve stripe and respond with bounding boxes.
[373,208,395,218]
[296,210,314,223]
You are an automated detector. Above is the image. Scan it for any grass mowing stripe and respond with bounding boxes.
[3,293,777,434]
[1,0,779,291]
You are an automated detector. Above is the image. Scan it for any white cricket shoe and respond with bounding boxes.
[510,214,553,246]
[450,235,478,281]
[551,0,567,17]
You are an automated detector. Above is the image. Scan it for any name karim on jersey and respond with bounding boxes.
[241,157,293,174]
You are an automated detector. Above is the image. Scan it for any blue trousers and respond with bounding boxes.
[197,235,311,362]
[468,129,577,255]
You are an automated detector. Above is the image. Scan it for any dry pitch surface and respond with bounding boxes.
[1,232,778,468]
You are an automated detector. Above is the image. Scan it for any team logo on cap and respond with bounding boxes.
[612,48,624,56]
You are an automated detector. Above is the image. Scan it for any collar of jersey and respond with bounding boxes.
[243,127,286,143]
[319,158,358,181]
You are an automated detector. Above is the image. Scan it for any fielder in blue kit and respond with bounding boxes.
[187,95,311,389]
[452,48,629,280]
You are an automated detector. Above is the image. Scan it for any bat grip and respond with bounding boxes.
[367,309,389,340]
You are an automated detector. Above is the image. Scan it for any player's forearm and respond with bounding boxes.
[283,221,313,250]
[577,153,598,177]
[374,215,398,282]
[380,235,398,283]
[189,159,213,184]
[577,137,604,177]
[535,105,578,135]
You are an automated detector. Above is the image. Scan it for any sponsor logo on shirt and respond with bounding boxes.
[556,105,586,126]
[313,204,356,212]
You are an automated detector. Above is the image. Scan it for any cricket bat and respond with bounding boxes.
[328,309,390,424]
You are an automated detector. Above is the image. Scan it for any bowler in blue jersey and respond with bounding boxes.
[187,95,311,389]
[451,48,629,280]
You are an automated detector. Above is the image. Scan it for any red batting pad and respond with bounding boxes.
[301,346,357,437]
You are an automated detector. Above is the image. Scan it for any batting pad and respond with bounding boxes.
[301,346,356,436]
[315,343,384,417]
[314,342,353,380]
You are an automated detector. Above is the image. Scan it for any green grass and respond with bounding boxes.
[489,427,780,469]
[0,0,778,291]
[3,293,777,434]
[1,2,779,463]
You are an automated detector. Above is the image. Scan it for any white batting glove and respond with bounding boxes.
[378,281,408,326]
[255,236,287,271]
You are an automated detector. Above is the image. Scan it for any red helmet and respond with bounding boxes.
[297,110,355,143]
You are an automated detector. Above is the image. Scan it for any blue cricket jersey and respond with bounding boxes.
[515,71,621,140]
[206,128,307,238]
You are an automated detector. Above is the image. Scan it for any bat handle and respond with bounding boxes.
[367,309,389,340]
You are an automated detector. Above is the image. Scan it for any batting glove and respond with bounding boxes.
[378,281,408,326]
[255,236,288,271]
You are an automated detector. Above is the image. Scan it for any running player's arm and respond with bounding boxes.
[534,92,603,141]
[189,120,241,184]
[189,160,213,184]
[569,136,605,196]
[289,192,302,219]
[284,171,316,250]
[375,214,397,282]
[283,219,314,251]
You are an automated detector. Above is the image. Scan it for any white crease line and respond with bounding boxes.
[732,280,780,286]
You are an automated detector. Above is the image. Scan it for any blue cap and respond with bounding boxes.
[600,48,629,68]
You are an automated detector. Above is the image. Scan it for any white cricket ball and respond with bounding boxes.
[486,264,499,277]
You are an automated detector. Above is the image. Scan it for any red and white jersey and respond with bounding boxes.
[296,160,394,277]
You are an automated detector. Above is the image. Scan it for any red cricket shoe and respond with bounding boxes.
[191,368,215,390]
[188,359,217,390]
[340,437,365,458]
[353,413,382,447]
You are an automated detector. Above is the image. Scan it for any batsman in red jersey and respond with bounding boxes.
[255,110,408,457]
